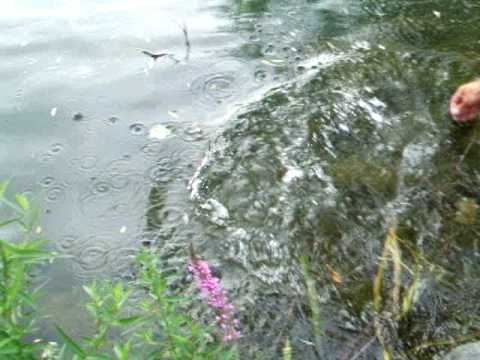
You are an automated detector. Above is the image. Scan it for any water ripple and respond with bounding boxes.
[189,59,252,109]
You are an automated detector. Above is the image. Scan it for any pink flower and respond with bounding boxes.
[188,258,241,342]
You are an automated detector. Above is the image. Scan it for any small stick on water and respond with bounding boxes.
[177,22,191,60]
[139,21,190,63]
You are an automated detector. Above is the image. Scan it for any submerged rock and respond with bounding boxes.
[442,343,480,360]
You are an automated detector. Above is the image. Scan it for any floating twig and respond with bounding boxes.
[179,22,191,60]
[139,49,170,61]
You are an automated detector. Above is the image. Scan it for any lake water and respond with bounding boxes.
[1,0,480,359]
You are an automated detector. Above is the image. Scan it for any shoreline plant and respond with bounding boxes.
[0,181,240,360]
[188,248,241,343]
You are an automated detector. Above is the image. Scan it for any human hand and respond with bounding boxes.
[450,79,480,122]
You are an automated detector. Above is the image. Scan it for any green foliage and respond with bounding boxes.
[0,181,238,360]
[58,250,238,359]
[0,181,55,359]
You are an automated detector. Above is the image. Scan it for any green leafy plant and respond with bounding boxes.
[0,180,55,359]
[0,180,239,360]
[58,250,238,359]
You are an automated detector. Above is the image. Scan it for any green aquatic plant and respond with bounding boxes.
[300,256,324,358]
[373,227,422,360]
[329,155,398,196]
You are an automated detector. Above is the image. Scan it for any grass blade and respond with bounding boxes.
[56,325,86,357]
[0,180,9,198]
[15,194,29,211]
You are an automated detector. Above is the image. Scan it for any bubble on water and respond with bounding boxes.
[50,143,64,154]
[80,156,97,170]
[179,125,205,142]
[69,156,98,171]
[40,176,55,187]
[129,123,147,135]
[74,246,109,278]
[254,69,268,82]
[189,59,251,109]
[106,116,120,124]
[106,247,138,276]
[102,158,143,190]
[191,73,236,106]
[296,66,306,73]
[264,44,275,54]
[46,186,66,202]
[74,236,112,275]
[39,152,54,163]
[141,141,163,158]
[57,234,79,254]
[72,112,84,121]
[110,202,131,216]
[145,204,185,230]
[15,89,24,111]
[93,181,111,194]
[16,88,24,99]
[147,159,175,184]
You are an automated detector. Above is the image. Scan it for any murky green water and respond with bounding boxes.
[2,0,480,359]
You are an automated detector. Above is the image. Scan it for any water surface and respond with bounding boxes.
[1,0,480,358]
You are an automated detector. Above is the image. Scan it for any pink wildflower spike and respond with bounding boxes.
[188,255,241,342]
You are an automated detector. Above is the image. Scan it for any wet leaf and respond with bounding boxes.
[0,180,9,198]
[8,248,52,260]
[114,342,131,360]
[5,263,25,308]
[326,265,343,284]
[116,315,144,326]
[83,284,98,301]
[0,218,22,229]
[56,326,86,357]
[15,193,29,211]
